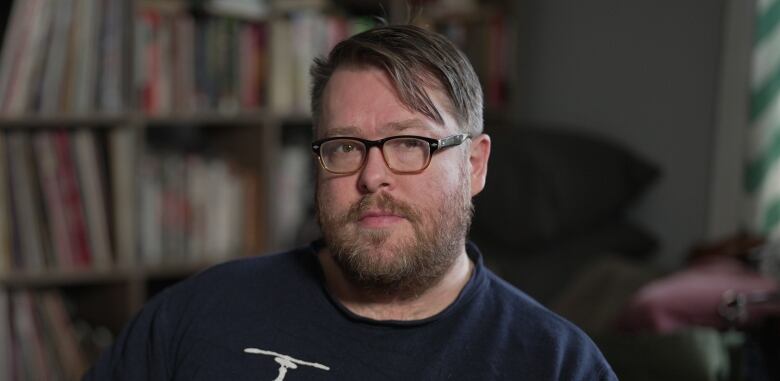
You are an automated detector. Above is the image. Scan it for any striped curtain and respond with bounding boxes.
[748,0,780,238]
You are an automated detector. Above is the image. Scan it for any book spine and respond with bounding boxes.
[110,128,138,267]
[6,133,47,270]
[74,0,99,113]
[0,0,36,112]
[99,0,125,113]
[0,0,32,109]
[39,0,75,114]
[11,291,48,380]
[53,131,92,268]
[40,291,89,379]
[73,129,113,269]
[32,132,74,269]
[0,133,11,273]
[0,289,9,381]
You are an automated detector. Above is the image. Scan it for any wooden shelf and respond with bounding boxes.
[0,259,237,287]
[0,268,134,288]
[0,110,311,129]
[141,259,231,279]
[0,114,129,128]
[143,110,272,127]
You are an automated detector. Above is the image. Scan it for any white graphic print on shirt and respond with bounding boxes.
[244,348,330,381]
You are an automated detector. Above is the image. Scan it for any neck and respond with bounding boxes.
[317,247,474,321]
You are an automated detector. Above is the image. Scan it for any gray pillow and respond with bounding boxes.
[471,125,659,250]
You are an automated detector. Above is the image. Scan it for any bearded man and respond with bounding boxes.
[85,25,617,380]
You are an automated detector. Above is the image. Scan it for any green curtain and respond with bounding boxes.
[747,0,780,235]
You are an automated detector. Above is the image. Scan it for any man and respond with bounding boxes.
[85,25,617,380]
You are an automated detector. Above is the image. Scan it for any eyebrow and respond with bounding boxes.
[324,119,433,138]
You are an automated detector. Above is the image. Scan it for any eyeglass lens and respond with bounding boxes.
[320,137,431,173]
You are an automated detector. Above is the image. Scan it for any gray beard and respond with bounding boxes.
[316,186,473,299]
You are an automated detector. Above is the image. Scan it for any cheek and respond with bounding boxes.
[406,172,459,210]
[424,162,464,192]
[316,175,355,210]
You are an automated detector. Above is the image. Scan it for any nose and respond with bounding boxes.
[357,146,392,193]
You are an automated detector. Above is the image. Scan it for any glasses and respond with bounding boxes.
[312,134,471,174]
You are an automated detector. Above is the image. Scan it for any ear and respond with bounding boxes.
[469,133,491,197]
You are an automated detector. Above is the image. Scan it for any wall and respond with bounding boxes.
[508,0,727,266]
[707,0,753,241]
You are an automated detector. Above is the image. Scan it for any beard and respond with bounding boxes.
[316,170,474,298]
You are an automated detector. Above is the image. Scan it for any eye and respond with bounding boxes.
[337,143,356,153]
[400,139,423,149]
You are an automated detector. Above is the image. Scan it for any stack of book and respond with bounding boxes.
[267,10,374,115]
[135,4,374,117]
[434,11,514,110]
[0,289,91,380]
[0,130,113,273]
[135,5,268,115]
[0,129,263,273]
[137,148,256,265]
[0,0,125,116]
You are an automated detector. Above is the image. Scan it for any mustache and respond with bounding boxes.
[344,193,421,224]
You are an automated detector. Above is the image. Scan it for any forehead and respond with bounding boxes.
[319,67,456,138]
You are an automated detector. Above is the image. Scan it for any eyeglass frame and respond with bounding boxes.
[311,133,471,175]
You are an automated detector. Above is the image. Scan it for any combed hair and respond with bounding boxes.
[310,25,484,136]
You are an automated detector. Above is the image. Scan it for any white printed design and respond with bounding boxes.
[244,348,330,381]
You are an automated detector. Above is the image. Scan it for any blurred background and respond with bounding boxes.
[0,0,778,380]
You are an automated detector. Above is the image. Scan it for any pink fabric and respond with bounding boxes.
[617,256,779,333]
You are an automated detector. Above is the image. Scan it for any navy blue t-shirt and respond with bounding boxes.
[85,242,617,380]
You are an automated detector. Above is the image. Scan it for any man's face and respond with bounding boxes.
[315,67,474,296]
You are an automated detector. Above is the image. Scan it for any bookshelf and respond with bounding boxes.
[0,0,514,378]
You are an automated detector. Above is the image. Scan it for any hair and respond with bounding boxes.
[310,24,484,137]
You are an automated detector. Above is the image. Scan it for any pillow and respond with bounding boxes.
[477,220,659,303]
[470,124,660,250]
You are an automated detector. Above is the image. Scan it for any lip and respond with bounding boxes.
[358,211,405,228]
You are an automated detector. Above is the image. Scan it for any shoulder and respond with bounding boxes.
[181,246,317,289]
[479,270,617,380]
[482,269,590,341]
[154,246,321,312]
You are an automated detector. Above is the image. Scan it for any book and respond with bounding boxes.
[138,152,163,264]
[0,133,11,273]
[39,291,89,380]
[217,18,240,113]
[18,0,53,113]
[269,17,294,114]
[0,0,31,111]
[203,159,244,260]
[73,129,113,269]
[39,0,75,114]
[110,128,139,267]
[53,131,92,268]
[204,0,270,19]
[73,0,100,113]
[60,0,83,112]
[6,132,47,270]
[185,155,207,260]
[275,146,310,248]
[160,153,186,262]
[172,15,195,112]
[0,289,9,380]
[156,12,173,115]
[0,0,47,114]
[12,291,49,380]
[31,292,66,378]
[136,8,158,114]
[99,0,125,112]
[241,166,264,255]
[239,22,267,109]
[33,132,74,269]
